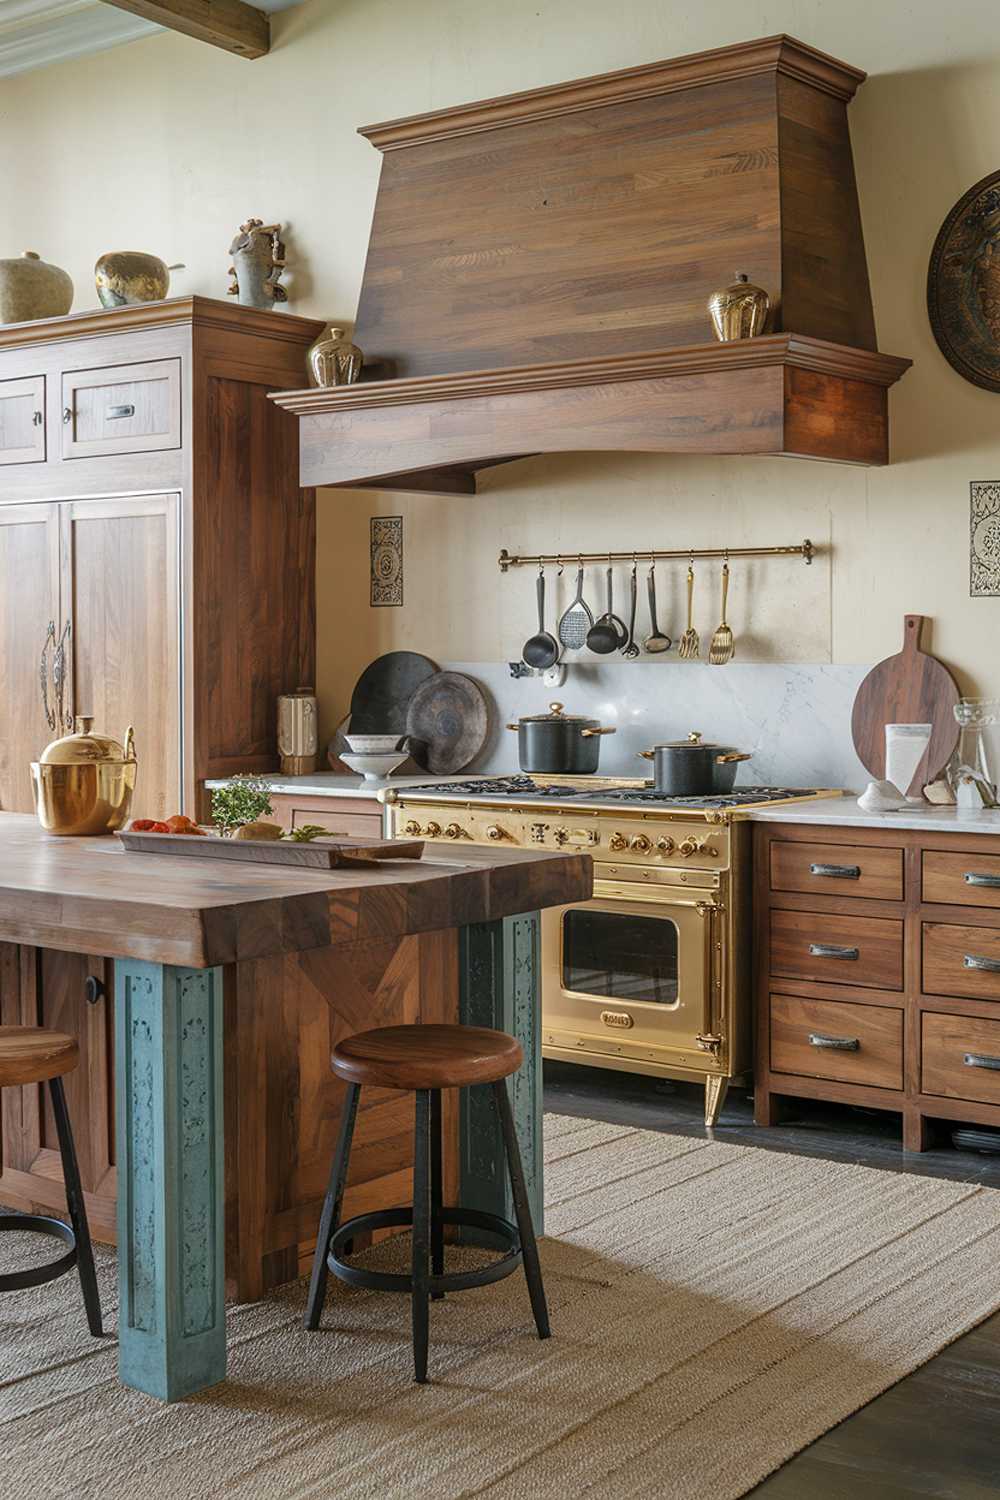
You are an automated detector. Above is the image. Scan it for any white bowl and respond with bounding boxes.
[341,751,409,782]
[344,733,405,753]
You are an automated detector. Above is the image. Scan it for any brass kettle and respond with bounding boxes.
[30,716,137,836]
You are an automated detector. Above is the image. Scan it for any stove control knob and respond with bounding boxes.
[486,824,504,841]
[629,834,652,854]
[444,822,464,839]
[553,827,568,846]
[403,820,421,837]
[655,836,675,854]
[678,837,698,858]
[424,822,441,838]
[608,832,627,852]
[679,836,718,858]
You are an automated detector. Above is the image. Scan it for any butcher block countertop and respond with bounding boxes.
[0,813,592,969]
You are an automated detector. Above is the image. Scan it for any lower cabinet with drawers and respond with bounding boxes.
[753,820,1000,1150]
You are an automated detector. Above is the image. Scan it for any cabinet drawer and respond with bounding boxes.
[922,1012,1000,1106]
[0,375,45,464]
[770,909,904,990]
[770,839,903,900]
[923,922,1000,1001]
[771,993,903,1089]
[62,359,181,458]
[923,851,1000,911]
[268,793,383,838]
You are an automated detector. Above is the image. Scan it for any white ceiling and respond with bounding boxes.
[0,0,302,78]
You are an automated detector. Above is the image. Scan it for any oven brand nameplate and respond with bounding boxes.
[600,1010,634,1029]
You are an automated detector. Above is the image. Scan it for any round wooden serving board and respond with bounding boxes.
[850,615,960,794]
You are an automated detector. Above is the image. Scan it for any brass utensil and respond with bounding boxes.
[678,563,700,659]
[708,560,735,665]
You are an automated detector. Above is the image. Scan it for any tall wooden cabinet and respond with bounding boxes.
[0,297,322,1235]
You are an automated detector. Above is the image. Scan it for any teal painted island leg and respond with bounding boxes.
[459,913,544,1234]
[115,960,226,1402]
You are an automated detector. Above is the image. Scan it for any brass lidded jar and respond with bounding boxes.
[30,717,138,836]
[308,326,363,387]
[708,272,770,341]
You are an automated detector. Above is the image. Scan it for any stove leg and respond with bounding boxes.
[704,1075,729,1128]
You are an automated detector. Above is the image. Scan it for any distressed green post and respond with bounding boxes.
[115,960,226,1401]
[458,912,543,1232]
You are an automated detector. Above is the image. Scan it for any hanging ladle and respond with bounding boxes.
[522,567,561,669]
[643,556,671,653]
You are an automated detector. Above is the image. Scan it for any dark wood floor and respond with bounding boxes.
[543,1061,1000,1498]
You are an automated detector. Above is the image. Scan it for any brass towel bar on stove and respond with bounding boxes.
[498,539,816,571]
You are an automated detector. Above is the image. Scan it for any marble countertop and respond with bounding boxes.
[204,772,472,799]
[748,796,1000,835]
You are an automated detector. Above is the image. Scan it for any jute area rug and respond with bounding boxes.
[4,1114,1000,1500]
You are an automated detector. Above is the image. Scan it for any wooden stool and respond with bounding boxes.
[305,1023,549,1383]
[0,1026,102,1335]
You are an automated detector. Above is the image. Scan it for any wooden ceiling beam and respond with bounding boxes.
[101,0,269,59]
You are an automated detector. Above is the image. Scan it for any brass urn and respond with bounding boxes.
[708,272,770,341]
[95,251,184,308]
[308,326,363,387]
[30,717,138,836]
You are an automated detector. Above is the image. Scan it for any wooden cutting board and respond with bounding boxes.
[850,615,960,794]
[116,830,424,869]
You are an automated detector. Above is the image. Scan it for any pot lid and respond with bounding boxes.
[653,731,734,751]
[516,701,595,724]
[39,716,136,765]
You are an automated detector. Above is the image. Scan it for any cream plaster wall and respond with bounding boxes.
[2,0,999,744]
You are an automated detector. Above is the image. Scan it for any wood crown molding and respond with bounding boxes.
[271,336,912,416]
[360,34,867,151]
[100,0,269,59]
[0,295,323,349]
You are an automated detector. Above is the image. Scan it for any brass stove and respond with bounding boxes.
[383,776,839,1125]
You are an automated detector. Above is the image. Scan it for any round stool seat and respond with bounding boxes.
[332,1024,523,1091]
[0,1026,79,1088]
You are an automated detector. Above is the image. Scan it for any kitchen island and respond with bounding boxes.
[0,814,591,1402]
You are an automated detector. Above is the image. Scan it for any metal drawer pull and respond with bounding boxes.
[809,862,861,879]
[808,942,860,960]
[32,409,43,426]
[964,872,1000,888]
[809,1032,860,1051]
[964,1052,1000,1071]
[963,953,1000,973]
[106,403,135,419]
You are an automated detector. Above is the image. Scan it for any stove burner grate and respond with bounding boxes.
[399,777,825,808]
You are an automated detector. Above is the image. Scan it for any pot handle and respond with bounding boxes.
[505,723,521,731]
[580,726,617,738]
[716,752,751,764]
[636,749,654,760]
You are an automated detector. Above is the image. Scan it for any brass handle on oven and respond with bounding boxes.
[964,1052,1000,1070]
[715,752,751,764]
[810,863,861,879]
[580,726,616,738]
[808,942,859,960]
[963,953,1000,973]
[809,1032,860,1051]
[964,872,1000,888]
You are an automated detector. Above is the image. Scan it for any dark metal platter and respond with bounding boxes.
[928,168,1000,392]
[348,651,438,734]
[405,671,489,774]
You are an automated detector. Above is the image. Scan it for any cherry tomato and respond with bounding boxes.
[148,821,170,834]
[129,818,156,831]
[166,814,195,832]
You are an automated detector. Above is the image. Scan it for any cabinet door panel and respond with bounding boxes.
[0,375,45,464]
[64,494,180,820]
[0,503,60,811]
[62,359,180,458]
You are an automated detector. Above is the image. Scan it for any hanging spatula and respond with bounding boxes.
[558,564,593,651]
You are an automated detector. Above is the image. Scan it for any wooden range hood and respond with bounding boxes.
[273,35,911,494]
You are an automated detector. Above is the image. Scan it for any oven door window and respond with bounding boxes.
[562,908,679,1006]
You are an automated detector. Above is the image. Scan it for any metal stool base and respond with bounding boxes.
[328,1206,523,1296]
[0,1213,77,1292]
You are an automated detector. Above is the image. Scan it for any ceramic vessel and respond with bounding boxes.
[708,272,769,341]
[308,326,363,386]
[340,750,409,782]
[95,251,184,307]
[30,716,137,835]
[857,780,907,813]
[0,250,73,323]
[227,218,287,309]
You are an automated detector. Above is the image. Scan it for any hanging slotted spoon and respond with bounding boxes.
[708,560,735,665]
[678,562,700,659]
[558,564,593,651]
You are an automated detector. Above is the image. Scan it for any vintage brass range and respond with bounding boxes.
[384,776,839,1125]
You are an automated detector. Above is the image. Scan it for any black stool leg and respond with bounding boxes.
[430,1089,445,1300]
[49,1076,102,1337]
[493,1079,550,1340]
[412,1088,432,1382]
[305,1081,360,1330]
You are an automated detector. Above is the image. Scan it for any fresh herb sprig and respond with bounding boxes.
[210,775,274,837]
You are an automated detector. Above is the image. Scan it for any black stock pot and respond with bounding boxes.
[506,702,616,774]
[637,732,750,795]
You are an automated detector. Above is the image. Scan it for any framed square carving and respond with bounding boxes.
[370,516,403,607]
[971,482,1000,596]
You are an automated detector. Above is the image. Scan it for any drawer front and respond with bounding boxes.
[770,993,903,1089]
[922,1012,1000,1106]
[923,850,1000,912]
[268,794,383,837]
[770,839,903,901]
[62,359,181,458]
[923,922,1000,1001]
[0,375,45,464]
[770,909,904,990]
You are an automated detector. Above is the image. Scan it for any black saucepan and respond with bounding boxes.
[637,732,751,795]
[506,701,616,774]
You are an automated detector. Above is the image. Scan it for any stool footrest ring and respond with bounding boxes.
[0,1213,77,1292]
[328,1206,523,1295]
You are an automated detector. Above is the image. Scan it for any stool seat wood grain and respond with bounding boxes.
[0,1025,80,1087]
[332,1024,523,1091]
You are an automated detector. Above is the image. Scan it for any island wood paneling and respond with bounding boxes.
[0,504,60,814]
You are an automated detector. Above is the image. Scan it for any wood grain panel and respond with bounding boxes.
[770,992,903,1089]
[923,922,1000,1003]
[923,851,1000,912]
[267,792,383,837]
[0,504,60,814]
[62,359,181,458]
[770,908,904,990]
[0,375,45,464]
[922,1011,1000,1106]
[770,839,903,901]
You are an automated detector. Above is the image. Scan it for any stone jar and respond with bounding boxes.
[0,251,73,323]
[95,251,184,307]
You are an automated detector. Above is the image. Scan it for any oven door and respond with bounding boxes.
[541,886,720,1071]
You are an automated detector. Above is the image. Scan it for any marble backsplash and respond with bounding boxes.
[446,660,871,790]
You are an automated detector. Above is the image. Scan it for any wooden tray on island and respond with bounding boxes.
[116,829,424,869]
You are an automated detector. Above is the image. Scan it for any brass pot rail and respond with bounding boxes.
[498,539,816,571]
